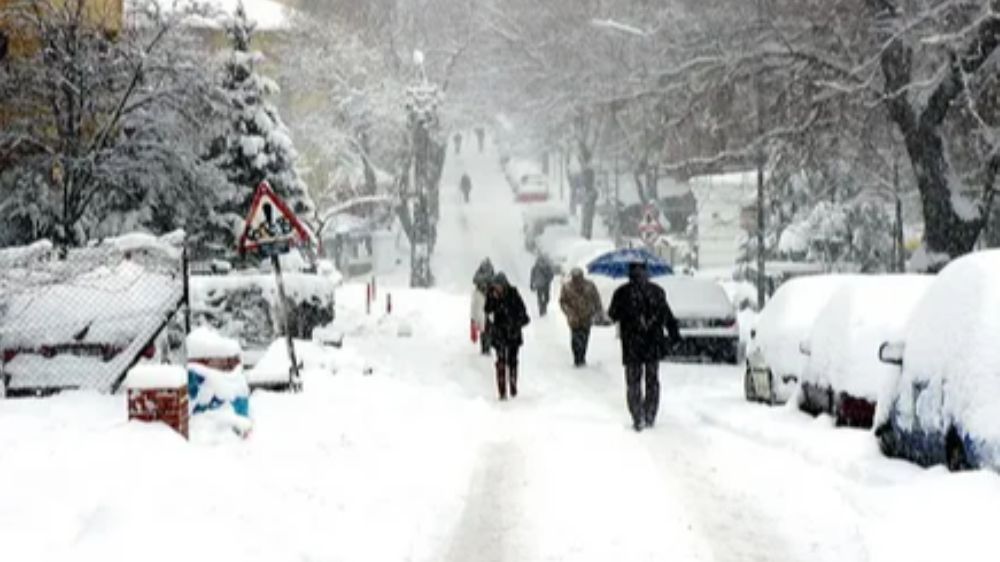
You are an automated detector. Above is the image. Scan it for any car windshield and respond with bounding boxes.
[2,1,997,560]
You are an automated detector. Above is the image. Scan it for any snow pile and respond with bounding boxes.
[563,239,615,273]
[125,364,187,390]
[896,250,1000,449]
[186,326,241,360]
[751,274,858,385]
[802,275,933,400]
[535,224,582,268]
[245,338,335,385]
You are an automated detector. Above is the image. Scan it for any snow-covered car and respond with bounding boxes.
[656,277,740,364]
[875,251,1000,471]
[503,158,542,192]
[535,224,582,272]
[522,205,570,252]
[515,174,551,203]
[744,275,856,405]
[797,275,933,427]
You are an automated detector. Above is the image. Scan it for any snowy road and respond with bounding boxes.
[3,141,1000,562]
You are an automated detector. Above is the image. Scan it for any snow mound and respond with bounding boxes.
[803,275,933,400]
[186,326,241,359]
[125,364,187,390]
[898,250,1000,446]
[245,338,335,385]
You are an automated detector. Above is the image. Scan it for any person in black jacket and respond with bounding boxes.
[607,261,681,431]
[529,255,556,316]
[484,272,530,400]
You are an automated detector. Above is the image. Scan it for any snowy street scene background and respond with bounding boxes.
[4,1,1000,561]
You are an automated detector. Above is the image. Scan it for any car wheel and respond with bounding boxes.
[744,365,754,402]
[946,429,970,471]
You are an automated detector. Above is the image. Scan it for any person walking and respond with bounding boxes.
[460,173,472,203]
[475,127,486,152]
[529,255,555,316]
[472,258,495,355]
[484,273,530,400]
[454,132,463,155]
[559,267,604,367]
[607,261,681,431]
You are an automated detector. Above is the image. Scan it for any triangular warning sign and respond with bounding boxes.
[238,181,313,254]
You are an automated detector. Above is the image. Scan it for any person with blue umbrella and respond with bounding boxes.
[607,260,681,431]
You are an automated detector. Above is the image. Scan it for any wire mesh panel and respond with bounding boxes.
[0,233,186,396]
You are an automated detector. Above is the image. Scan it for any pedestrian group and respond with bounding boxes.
[470,256,682,432]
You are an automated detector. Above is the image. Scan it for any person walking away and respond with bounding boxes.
[475,127,486,152]
[559,267,603,367]
[484,273,530,400]
[454,132,463,155]
[529,255,556,316]
[607,261,681,431]
[473,258,495,354]
[460,173,472,203]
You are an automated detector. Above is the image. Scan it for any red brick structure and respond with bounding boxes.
[127,386,189,439]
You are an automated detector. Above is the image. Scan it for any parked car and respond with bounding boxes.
[797,275,933,427]
[522,205,570,252]
[657,277,740,364]
[535,225,582,272]
[745,275,856,405]
[503,158,542,192]
[876,250,1000,471]
[515,174,551,203]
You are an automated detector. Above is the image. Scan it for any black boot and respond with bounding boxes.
[509,365,518,398]
[496,362,507,400]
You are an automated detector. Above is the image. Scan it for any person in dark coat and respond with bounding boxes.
[460,173,472,203]
[484,272,530,400]
[472,258,495,354]
[607,261,681,431]
[475,127,486,152]
[529,255,556,316]
[559,267,604,367]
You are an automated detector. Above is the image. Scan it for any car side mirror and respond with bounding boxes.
[878,341,905,366]
[799,340,811,356]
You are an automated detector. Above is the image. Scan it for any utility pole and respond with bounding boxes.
[754,0,767,309]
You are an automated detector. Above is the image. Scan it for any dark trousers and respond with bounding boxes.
[625,362,660,426]
[536,287,550,316]
[495,344,520,399]
[571,326,591,365]
[480,323,492,355]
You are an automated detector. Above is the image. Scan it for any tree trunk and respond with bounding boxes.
[578,143,597,240]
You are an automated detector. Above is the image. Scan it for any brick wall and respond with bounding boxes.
[128,386,189,439]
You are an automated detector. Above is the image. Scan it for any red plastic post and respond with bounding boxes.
[386,293,392,315]
[366,283,372,315]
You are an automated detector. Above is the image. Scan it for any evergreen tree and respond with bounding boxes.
[207,1,314,255]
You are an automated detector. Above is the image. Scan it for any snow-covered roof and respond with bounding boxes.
[130,0,295,31]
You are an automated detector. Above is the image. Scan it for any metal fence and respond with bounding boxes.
[0,235,187,396]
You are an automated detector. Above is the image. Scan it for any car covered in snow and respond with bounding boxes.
[797,275,933,427]
[522,205,570,252]
[503,158,542,192]
[656,277,740,364]
[744,275,856,405]
[875,251,1000,471]
[535,224,582,272]
[515,174,551,203]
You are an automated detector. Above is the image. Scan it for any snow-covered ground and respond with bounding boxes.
[2,140,1000,562]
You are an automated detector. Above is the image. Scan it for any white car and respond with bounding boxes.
[522,205,570,252]
[656,277,740,364]
[798,275,933,427]
[745,275,857,405]
[516,174,550,203]
[503,158,542,192]
[535,225,581,272]
[876,250,1000,471]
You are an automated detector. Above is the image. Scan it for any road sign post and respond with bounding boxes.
[239,181,313,393]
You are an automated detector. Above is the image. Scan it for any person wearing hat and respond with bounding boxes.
[607,261,681,431]
[484,272,530,400]
[559,267,604,366]
[472,258,495,354]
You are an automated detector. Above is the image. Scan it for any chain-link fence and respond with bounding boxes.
[0,233,187,397]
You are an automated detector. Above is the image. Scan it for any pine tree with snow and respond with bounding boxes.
[206,1,315,255]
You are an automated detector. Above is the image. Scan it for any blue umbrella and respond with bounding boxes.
[586,247,673,279]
